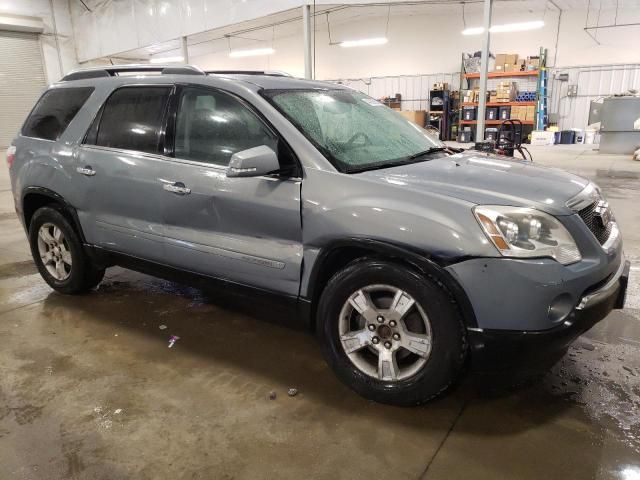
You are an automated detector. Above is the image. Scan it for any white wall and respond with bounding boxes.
[189,9,557,79]
[68,0,640,75]
[555,6,640,67]
[0,0,78,83]
[189,5,640,79]
[68,0,312,63]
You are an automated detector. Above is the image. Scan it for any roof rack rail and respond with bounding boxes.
[206,70,292,77]
[61,64,205,81]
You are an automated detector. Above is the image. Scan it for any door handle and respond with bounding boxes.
[77,166,96,176]
[163,182,191,195]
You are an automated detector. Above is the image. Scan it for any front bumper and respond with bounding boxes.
[467,258,630,373]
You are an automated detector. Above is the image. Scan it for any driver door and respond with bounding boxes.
[161,86,303,296]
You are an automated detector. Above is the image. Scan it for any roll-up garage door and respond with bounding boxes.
[0,30,47,148]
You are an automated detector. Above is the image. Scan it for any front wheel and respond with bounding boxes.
[317,259,467,406]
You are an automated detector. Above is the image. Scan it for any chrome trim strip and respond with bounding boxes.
[95,220,165,243]
[567,183,599,212]
[166,238,286,270]
[576,253,626,310]
[602,222,620,253]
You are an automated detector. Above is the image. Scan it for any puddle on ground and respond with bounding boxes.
[0,260,37,280]
[546,336,640,454]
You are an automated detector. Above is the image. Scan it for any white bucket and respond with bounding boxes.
[584,129,597,144]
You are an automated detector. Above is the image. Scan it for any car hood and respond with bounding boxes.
[358,150,589,215]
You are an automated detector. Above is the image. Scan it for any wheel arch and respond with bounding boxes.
[304,238,478,331]
[22,187,87,243]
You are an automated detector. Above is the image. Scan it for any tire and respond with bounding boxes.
[29,206,105,294]
[317,258,467,406]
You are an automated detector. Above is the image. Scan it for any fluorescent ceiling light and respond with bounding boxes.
[491,20,545,32]
[229,47,275,58]
[149,56,184,63]
[461,20,545,35]
[462,27,485,35]
[339,37,388,48]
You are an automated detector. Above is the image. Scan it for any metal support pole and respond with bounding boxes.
[181,36,189,64]
[476,0,493,140]
[303,4,312,79]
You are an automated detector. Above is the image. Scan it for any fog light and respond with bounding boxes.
[547,293,574,324]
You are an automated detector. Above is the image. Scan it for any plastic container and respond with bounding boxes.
[485,127,498,141]
[560,130,575,144]
[459,130,474,142]
[499,106,511,120]
[462,106,476,121]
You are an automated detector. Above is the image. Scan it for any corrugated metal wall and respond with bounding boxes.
[330,73,461,111]
[328,64,640,131]
[0,31,46,148]
[548,64,640,130]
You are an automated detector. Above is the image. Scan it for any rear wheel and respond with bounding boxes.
[29,206,104,294]
[318,259,467,406]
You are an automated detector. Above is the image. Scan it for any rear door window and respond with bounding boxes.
[22,87,94,141]
[93,86,172,154]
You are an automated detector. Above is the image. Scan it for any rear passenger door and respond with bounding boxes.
[75,85,172,262]
[161,85,303,296]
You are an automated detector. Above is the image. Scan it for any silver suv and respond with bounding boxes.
[8,65,629,405]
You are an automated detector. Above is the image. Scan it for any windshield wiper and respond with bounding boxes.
[345,147,451,173]
[409,146,449,159]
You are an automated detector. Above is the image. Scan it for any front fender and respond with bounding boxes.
[301,167,497,261]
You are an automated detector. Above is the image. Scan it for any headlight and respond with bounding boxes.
[474,206,581,265]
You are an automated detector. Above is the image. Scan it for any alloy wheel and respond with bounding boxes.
[338,284,432,381]
[37,223,72,281]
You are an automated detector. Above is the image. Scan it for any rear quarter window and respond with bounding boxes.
[22,87,94,141]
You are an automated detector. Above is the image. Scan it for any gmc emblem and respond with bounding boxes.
[594,200,613,228]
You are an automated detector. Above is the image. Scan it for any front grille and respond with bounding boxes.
[578,201,613,245]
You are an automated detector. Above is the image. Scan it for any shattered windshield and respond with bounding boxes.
[262,89,445,173]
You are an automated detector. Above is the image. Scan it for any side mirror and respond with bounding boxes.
[226,145,280,178]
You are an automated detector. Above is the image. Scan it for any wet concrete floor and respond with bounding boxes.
[0,146,639,479]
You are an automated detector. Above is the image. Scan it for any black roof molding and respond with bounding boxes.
[206,70,292,77]
[61,64,206,81]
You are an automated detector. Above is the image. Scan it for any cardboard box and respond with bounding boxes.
[530,130,555,145]
[493,53,520,72]
[495,81,517,101]
[398,110,426,126]
[432,82,449,91]
[526,57,540,70]
[519,106,529,120]
[525,105,536,121]
[464,89,480,103]
[510,106,523,120]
